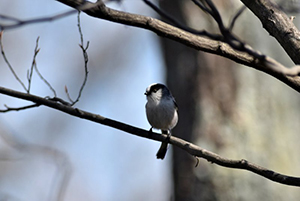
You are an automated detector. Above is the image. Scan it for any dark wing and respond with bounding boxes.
[173,98,178,110]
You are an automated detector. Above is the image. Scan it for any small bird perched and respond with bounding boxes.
[144,83,178,159]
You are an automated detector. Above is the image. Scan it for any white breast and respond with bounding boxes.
[146,97,178,130]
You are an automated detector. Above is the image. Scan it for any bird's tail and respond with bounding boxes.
[156,130,171,160]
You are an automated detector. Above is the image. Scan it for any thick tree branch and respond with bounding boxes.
[2,1,299,92]
[1,1,300,92]
[143,0,222,40]
[241,0,300,64]
[0,86,299,186]
[55,0,300,93]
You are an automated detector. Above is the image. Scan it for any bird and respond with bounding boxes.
[144,83,178,159]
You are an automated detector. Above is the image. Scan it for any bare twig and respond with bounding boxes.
[143,0,223,40]
[203,0,226,31]
[0,103,40,112]
[0,85,299,186]
[0,0,105,30]
[34,63,57,97]
[77,12,85,46]
[0,33,57,96]
[147,0,299,77]
[0,10,77,30]
[0,14,21,22]
[27,37,40,93]
[145,0,263,58]
[229,6,247,31]
[31,37,57,97]
[191,0,263,58]
[190,0,213,15]
[65,12,89,105]
[193,0,300,72]
[0,31,28,91]
[73,12,89,105]
[65,86,73,103]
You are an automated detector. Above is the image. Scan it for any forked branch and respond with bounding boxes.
[55,0,300,93]
[145,0,300,76]
[65,12,89,105]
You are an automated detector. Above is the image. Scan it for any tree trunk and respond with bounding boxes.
[160,0,300,200]
[159,1,224,200]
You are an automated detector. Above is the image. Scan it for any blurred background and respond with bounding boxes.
[0,0,300,200]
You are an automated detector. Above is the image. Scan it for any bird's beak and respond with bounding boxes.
[144,91,149,96]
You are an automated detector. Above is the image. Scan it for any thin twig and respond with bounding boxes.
[148,0,264,60]
[65,86,73,103]
[0,10,77,30]
[0,103,40,112]
[27,37,40,93]
[65,12,89,105]
[0,14,21,22]
[75,12,89,105]
[31,37,57,97]
[78,12,84,46]
[204,0,226,30]
[195,0,265,59]
[34,63,57,97]
[145,0,259,60]
[191,0,213,15]
[229,6,247,31]
[143,0,223,40]
[0,1,105,31]
[0,31,28,91]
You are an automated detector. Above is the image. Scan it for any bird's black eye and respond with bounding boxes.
[153,88,158,93]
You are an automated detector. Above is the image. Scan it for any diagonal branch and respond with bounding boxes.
[0,10,77,30]
[1,1,299,92]
[1,0,298,93]
[55,0,300,94]
[0,31,28,91]
[144,0,222,40]
[241,0,300,64]
[0,103,40,112]
[0,1,104,30]
[0,85,299,186]
[229,6,247,31]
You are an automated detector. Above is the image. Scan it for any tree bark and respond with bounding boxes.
[159,1,218,200]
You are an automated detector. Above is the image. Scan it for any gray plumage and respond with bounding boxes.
[145,83,178,159]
